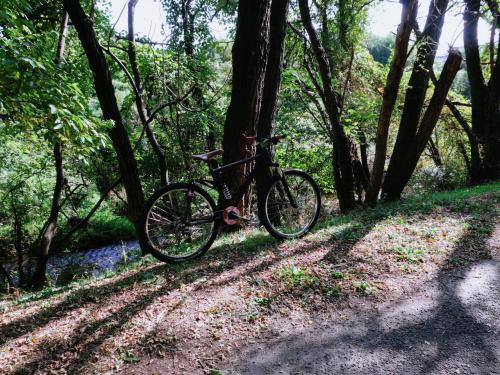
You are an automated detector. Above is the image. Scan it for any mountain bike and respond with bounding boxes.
[141,134,321,263]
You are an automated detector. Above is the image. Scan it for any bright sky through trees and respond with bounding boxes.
[104,0,491,56]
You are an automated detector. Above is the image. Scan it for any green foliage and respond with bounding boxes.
[391,245,425,264]
[0,0,486,291]
[55,262,96,286]
[255,296,274,308]
[330,270,344,279]
[365,33,395,65]
[59,205,136,252]
[353,281,374,296]
[281,263,319,290]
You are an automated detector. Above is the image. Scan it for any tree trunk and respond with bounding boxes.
[221,0,272,214]
[11,198,25,286]
[365,0,417,205]
[256,0,289,199]
[444,97,481,181]
[62,0,148,252]
[464,0,500,182]
[56,11,69,63]
[298,0,356,212]
[427,137,443,167]
[30,12,69,288]
[382,0,449,200]
[358,127,370,181]
[382,50,462,198]
[31,143,64,288]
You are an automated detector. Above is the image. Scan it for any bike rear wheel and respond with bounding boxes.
[142,183,219,263]
[259,169,321,240]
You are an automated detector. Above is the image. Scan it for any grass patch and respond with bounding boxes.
[353,281,375,296]
[60,208,136,252]
[330,270,345,279]
[391,245,425,264]
[254,296,275,308]
[280,263,319,289]
[323,283,342,298]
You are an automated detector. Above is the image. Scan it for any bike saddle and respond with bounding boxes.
[192,149,224,162]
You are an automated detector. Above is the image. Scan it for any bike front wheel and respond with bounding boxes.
[142,183,220,263]
[259,169,321,240]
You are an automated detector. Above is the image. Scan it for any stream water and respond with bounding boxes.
[1,241,140,287]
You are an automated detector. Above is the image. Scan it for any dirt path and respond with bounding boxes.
[233,258,500,375]
[1,188,498,374]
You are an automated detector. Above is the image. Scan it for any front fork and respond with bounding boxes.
[182,189,195,223]
[274,167,298,209]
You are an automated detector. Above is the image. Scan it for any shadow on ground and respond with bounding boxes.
[1,189,498,374]
[235,210,500,374]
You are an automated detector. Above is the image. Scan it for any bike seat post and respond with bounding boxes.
[208,159,219,174]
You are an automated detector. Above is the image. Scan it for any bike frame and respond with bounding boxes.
[193,145,297,213]
[193,149,273,205]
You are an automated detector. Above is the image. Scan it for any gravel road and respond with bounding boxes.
[236,260,500,375]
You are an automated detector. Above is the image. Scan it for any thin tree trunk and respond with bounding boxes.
[444,97,481,181]
[11,198,25,286]
[62,0,148,253]
[221,0,272,215]
[298,0,356,212]
[427,137,443,167]
[482,3,500,180]
[256,0,289,199]
[457,138,472,173]
[179,0,214,149]
[31,143,64,288]
[0,265,12,293]
[365,0,417,205]
[358,127,370,180]
[30,11,69,288]
[382,0,449,200]
[56,11,69,63]
[52,178,121,253]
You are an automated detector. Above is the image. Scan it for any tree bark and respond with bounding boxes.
[256,0,289,199]
[444,97,481,180]
[298,0,356,212]
[221,0,272,214]
[464,0,500,182]
[382,49,462,198]
[56,11,69,63]
[382,0,449,200]
[62,0,148,252]
[365,0,417,205]
[31,143,64,288]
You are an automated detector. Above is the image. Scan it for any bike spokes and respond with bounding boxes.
[145,187,216,259]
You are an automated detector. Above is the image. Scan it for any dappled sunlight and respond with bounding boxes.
[378,295,439,332]
[456,261,499,328]
[236,196,499,374]
[1,189,498,373]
